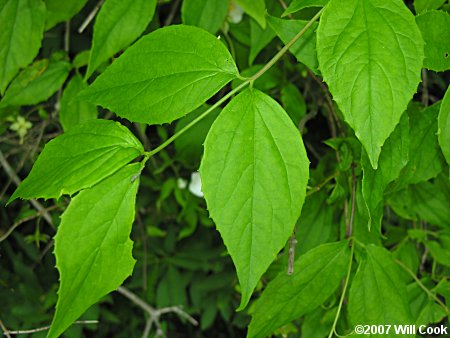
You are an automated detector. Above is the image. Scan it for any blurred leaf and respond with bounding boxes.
[438,85,450,166]
[416,10,450,72]
[181,0,229,34]
[0,0,46,94]
[281,83,306,126]
[349,245,413,328]
[267,15,319,73]
[283,0,329,16]
[235,0,266,29]
[414,0,446,13]
[45,0,88,29]
[59,74,97,131]
[248,241,350,338]
[86,0,157,78]
[0,59,71,108]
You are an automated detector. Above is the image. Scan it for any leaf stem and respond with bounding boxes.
[395,259,450,316]
[328,240,354,338]
[250,7,325,82]
[143,9,324,160]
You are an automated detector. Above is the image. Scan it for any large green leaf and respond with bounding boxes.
[267,16,319,73]
[44,0,88,29]
[59,74,98,131]
[81,25,238,124]
[248,241,350,338]
[200,88,309,310]
[397,102,442,187]
[362,113,409,233]
[181,0,229,34]
[416,10,450,72]
[86,0,157,79]
[0,59,71,108]
[0,0,46,94]
[9,119,144,201]
[317,0,424,169]
[283,0,329,16]
[349,245,413,332]
[46,163,140,338]
[235,0,266,29]
[438,86,450,166]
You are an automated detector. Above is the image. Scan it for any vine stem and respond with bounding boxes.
[327,241,354,338]
[142,8,325,160]
[395,259,450,316]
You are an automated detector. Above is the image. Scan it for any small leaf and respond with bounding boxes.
[0,0,46,94]
[248,1,283,64]
[438,86,450,166]
[281,83,306,126]
[349,245,413,328]
[46,163,140,338]
[361,113,409,233]
[413,0,446,14]
[397,102,442,187]
[59,74,98,131]
[248,241,350,338]
[0,59,71,108]
[283,0,329,16]
[267,15,319,73]
[235,0,266,29]
[86,0,157,79]
[45,0,88,30]
[9,119,144,202]
[416,10,450,72]
[317,0,424,168]
[81,25,238,124]
[181,0,229,34]
[200,88,309,310]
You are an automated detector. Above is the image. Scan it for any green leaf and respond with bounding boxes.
[81,25,238,124]
[86,0,157,79]
[9,119,144,202]
[0,59,71,108]
[235,0,266,29]
[59,74,98,131]
[414,0,446,14]
[181,0,229,34]
[248,241,350,338]
[46,163,140,338]
[248,1,283,64]
[281,83,306,126]
[317,0,424,168]
[283,0,329,16]
[267,15,319,73]
[44,0,88,29]
[438,86,450,166]
[397,102,442,187]
[349,245,413,330]
[425,236,450,267]
[200,88,309,310]
[416,10,450,72]
[0,0,46,94]
[296,190,336,255]
[362,113,409,233]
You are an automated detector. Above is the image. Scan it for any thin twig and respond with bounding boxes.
[0,320,11,338]
[64,20,70,52]
[0,205,59,242]
[396,259,450,316]
[421,69,429,106]
[347,164,356,238]
[287,227,297,275]
[2,320,98,335]
[78,0,104,33]
[0,150,53,227]
[117,286,198,338]
[164,0,181,26]
[278,0,293,19]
